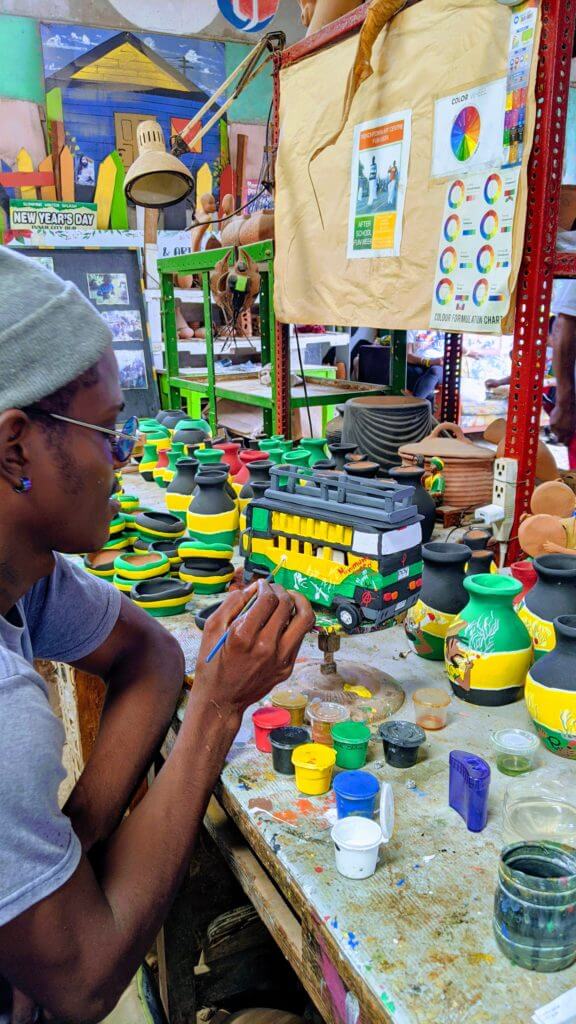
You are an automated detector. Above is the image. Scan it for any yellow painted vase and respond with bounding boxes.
[518,554,576,661]
[445,574,533,706]
[405,542,470,661]
[525,615,576,759]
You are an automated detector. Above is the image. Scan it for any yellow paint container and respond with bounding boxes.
[271,686,308,726]
[291,743,336,796]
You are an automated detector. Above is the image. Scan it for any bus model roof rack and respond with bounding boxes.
[256,465,421,529]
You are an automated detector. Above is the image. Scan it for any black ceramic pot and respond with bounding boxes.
[526,615,576,759]
[194,464,237,502]
[328,443,358,471]
[466,549,496,577]
[388,466,436,543]
[166,457,198,496]
[404,542,471,661]
[240,459,273,500]
[173,426,210,447]
[194,602,223,630]
[156,409,182,426]
[461,528,493,552]
[342,395,431,470]
[344,460,379,479]
[313,459,337,473]
[519,554,576,661]
[190,468,237,515]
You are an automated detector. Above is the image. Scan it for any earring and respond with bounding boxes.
[13,477,31,493]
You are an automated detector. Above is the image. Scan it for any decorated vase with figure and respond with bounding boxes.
[445,574,532,706]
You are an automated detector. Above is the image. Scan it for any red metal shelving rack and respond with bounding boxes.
[274,0,576,556]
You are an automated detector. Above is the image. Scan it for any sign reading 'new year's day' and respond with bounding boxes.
[10,200,97,231]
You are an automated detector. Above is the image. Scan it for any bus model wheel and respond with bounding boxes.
[336,603,361,632]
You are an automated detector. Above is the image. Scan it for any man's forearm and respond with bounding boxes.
[64,627,184,851]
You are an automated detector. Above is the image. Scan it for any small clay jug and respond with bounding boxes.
[299,437,328,467]
[328,442,358,470]
[187,466,239,546]
[165,443,187,482]
[240,459,272,500]
[445,575,532,706]
[215,441,242,477]
[388,466,436,543]
[405,542,471,661]
[519,554,576,660]
[195,447,224,466]
[461,528,493,552]
[525,615,576,758]
[166,457,199,520]
[234,448,270,485]
[466,549,496,576]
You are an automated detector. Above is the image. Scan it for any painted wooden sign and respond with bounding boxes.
[9,200,97,231]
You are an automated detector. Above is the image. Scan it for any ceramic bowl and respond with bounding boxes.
[134,511,187,542]
[131,578,194,617]
[114,550,171,581]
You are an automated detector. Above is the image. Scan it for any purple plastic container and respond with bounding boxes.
[449,750,490,832]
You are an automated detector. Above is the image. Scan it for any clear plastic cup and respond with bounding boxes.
[306,700,350,746]
[502,774,576,847]
[413,687,450,730]
[490,728,539,776]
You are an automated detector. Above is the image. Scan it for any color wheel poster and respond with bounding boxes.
[347,111,411,259]
[429,168,520,332]
[431,79,507,179]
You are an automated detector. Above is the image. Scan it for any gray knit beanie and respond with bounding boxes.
[0,246,113,413]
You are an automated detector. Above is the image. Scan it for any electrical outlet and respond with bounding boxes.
[492,457,518,541]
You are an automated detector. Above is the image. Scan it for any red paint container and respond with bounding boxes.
[510,560,537,605]
[252,706,291,752]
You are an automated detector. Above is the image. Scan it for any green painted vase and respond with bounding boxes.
[299,437,329,466]
[445,574,533,706]
[195,447,224,466]
[165,443,187,484]
[139,434,170,482]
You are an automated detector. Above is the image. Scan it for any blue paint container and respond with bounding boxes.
[333,770,380,819]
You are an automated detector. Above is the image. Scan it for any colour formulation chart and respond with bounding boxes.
[430,168,520,332]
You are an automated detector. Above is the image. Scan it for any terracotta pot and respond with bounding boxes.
[530,480,576,518]
[486,418,558,482]
[400,423,494,510]
[342,395,431,471]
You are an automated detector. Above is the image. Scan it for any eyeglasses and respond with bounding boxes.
[45,413,140,463]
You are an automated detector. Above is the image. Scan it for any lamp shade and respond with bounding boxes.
[124,120,194,209]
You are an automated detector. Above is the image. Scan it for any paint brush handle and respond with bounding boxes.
[204,559,285,664]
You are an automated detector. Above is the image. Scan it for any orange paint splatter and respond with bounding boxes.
[274,809,299,823]
[296,799,316,814]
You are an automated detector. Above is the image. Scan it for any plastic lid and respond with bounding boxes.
[380,782,395,842]
[271,687,308,710]
[331,721,371,745]
[379,720,426,747]
[252,706,291,730]
[307,700,350,724]
[413,688,451,708]
[490,728,539,754]
[269,726,310,748]
[291,742,336,769]
[333,770,379,799]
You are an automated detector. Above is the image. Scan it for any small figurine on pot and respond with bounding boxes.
[424,457,446,506]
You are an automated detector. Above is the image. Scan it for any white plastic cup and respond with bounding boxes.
[331,817,383,879]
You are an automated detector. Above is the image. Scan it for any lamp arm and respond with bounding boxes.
[171,32,284,157]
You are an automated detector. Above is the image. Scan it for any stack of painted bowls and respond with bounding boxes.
[179,540,235,594]
[131,578,194,617]
[134,511,187,546]
[113,550,171,594]
[84,548,126,580]
[155,410,185,430]
[186,466,239,547]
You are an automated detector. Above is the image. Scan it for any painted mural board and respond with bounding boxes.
[9,199,97,231]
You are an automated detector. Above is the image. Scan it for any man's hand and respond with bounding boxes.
[193,581,315,717]
[550,402,576,445]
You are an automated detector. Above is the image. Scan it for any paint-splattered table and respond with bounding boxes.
[165,626,576,1024]
[130,472,576,1023]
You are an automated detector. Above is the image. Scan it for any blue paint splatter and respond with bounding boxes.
[396,879,406,888]
[347,931,360,950]
[413,863,420,870]
[412,785,427,798]
[331,916,339,929]
[271,833,281,854]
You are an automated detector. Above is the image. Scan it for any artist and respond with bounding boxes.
[0,248,315,1023]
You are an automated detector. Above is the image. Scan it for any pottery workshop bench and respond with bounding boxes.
[157,622,576,1024]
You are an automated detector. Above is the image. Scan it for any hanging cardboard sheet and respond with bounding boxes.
[274,0,540,331]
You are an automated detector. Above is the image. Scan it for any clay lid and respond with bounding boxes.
[530,480,576,517]
[400,422,494,461]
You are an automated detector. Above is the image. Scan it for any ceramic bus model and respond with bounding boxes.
[240,466,423,632]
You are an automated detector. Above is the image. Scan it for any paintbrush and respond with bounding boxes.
[204,557,286,664]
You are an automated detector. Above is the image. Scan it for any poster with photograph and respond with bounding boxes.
[101,310,144,341]
[75,154,96,186]
[114,349,148,390]
[87,273,129,305]
[28,255,55,273]
[347,111,412,259]
[431,79,507,179]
